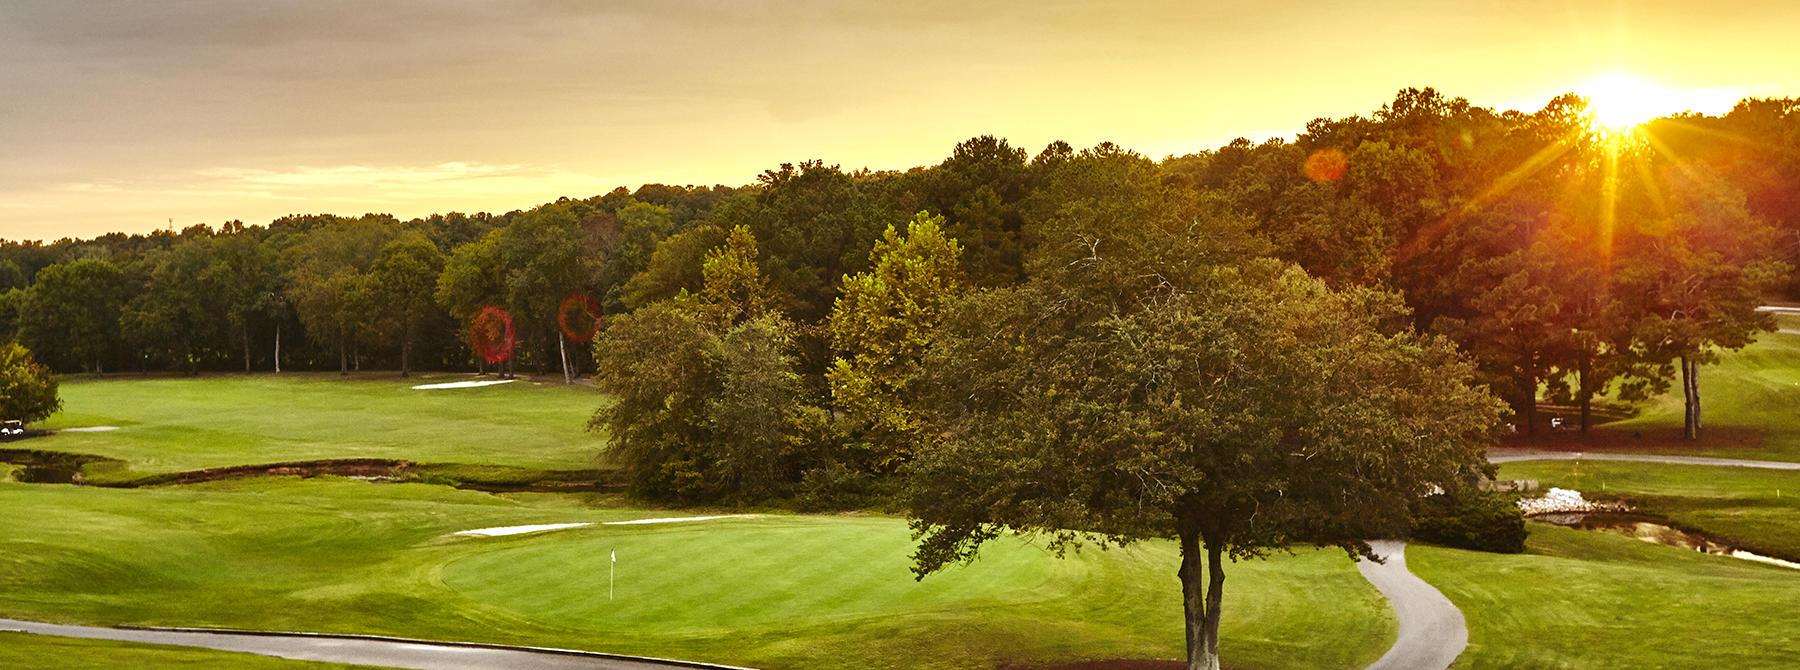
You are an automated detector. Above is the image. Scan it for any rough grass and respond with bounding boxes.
[1412,524,1800,669]
[0,477,1393,670]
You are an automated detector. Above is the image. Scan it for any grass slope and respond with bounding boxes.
[0,477,1393,670]
[1546,325,1800,461]
[0,633,362,669]
[1412,524,1800,669]
[37,373,604,480]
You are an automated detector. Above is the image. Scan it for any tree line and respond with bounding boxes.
[2,88,1792,445]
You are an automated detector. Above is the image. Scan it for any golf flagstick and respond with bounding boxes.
[610,548,616,600]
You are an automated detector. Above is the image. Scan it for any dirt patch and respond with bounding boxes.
[130,459,416,486]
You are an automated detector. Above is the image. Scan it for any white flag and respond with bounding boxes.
[611,549,616,563]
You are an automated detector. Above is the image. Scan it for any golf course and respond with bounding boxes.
[5,373,1400,670]
[4,327,1799,669]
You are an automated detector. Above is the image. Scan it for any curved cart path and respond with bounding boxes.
[0,618,749,670]
[1357,448,1800,669]
[1488,448,1800,470]
[1356,541,1466,670]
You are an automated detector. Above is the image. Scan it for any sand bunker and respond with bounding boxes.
[412,380,517,390]
[454,523,593,538]
[59,426,120,433]
[452,515,756,539]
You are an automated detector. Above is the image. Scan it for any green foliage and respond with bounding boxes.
[620,223,727,309]
[598,200,675,307]
[435,231,505,325]
[590,300,815,502]
[906,213,1504,666]
[0,341,59,423]
[368,234,446,374]
[826,212,966,469]
[285,217,399,370]
[20,258,127,372]
[1410,490,1527,553]
[697,225,779,324]
[718,161,902,321]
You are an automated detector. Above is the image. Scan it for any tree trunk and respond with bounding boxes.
[339,338,348,376]
[242,327,252,373]
[1522,378,1538,437]
[401,336,411,378]
[1177,526,1224,670]
[558,335,571,385]
[1681,354,1699,440]
[274,323,282,374]
[1577,357,1592,433]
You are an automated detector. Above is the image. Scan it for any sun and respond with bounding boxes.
[1578,72,1675,132]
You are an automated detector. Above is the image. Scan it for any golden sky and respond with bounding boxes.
[3,0,1795,240]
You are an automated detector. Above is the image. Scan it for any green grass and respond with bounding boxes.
[0,632,361,669]
[1412,524,1800,669]
[35,373,605,481]
[1498,460,1800,559]
[0,476,1394,669]
[1585,326,1800,461]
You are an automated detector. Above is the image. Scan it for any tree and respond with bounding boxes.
[496,203,594,382]
[721,161,901,321]
[589,301,813,501]
[907,256,1502,670]
[0,342,59,424]
[369,235,446,377]
[599,200,675,306]
[207,233,282,371]
[827,212,966,469]
[21,259,128,373]
[696,225,778,324]
[917,136,1034,285]
[286,219,396,374]
[125,240,228,375]
[620,224,728,309]
[436,231,507,373]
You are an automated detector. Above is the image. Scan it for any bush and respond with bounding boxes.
[0,342,60,424]
[1411,489,1527,553]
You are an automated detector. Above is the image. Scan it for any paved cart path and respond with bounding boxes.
[0,618,748,670]
[1356,448,1800,669]
[1357,541,1466,670]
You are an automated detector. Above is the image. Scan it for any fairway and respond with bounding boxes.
[10,349,1800,668]
[36,373,604,480]
[1412,524,1800,669]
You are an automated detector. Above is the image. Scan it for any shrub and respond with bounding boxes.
[0,342,60,424]
[1411,489,1528,553]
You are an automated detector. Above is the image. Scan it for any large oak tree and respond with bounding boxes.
[907,235,1502,669]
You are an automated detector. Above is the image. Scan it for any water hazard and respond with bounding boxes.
[1536,512,1800,571]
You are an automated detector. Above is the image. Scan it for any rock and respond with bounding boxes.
[1516,487,1631,516]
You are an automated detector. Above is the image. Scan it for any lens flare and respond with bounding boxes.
[1304,148,1349,182]
[557,293,603,343]
[469,306,516,364]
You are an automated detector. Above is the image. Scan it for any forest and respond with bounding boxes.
[3,88,1794,466]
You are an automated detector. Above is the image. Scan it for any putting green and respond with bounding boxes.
[440,516,1069,631]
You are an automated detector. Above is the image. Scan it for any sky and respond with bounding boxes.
[2,0,1796,241]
